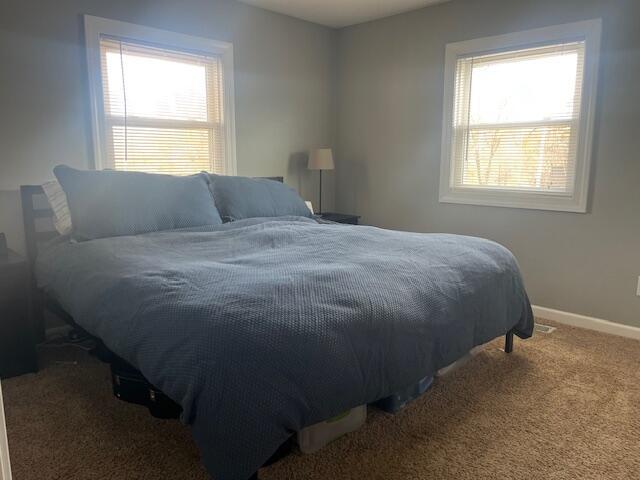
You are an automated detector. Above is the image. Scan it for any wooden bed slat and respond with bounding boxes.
[35,231,59,242]
[33,208,54,219]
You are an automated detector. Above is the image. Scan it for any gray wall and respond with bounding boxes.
[2,0,638,328]
[336,0,640,327]
[0,0,336,252]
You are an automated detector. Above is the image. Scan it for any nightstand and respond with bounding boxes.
[0,249,38,379]
[318,213,360,225]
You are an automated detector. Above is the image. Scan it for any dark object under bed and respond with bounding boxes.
[21,183,532,480]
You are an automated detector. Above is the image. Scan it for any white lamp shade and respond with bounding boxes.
[308,148,335,170]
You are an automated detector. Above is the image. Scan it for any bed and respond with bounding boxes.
[20,173,534,480]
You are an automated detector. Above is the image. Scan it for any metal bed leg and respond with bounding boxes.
[504,330,514,353]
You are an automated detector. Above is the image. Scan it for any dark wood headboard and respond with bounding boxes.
[19,184,58,340]
[20,185,58,268]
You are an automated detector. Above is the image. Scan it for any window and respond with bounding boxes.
[84,16,236,176]
[440,21,601,212]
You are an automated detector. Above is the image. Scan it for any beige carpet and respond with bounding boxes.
[4,320,640,479]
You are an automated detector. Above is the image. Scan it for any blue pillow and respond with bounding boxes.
[207,174,312,222]
[54,166,222,241]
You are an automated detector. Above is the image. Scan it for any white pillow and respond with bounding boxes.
[42,180,73,236]
[305,201,314,214]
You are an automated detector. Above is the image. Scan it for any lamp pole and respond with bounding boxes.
[319,170,323,215]
[308,148,334,215]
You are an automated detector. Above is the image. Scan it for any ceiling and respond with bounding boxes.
[237,0,451,28]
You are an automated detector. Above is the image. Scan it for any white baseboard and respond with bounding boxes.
[533,305,640,341]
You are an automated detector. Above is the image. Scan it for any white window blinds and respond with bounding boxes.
[450,41,585,193]
[99,37,227,175]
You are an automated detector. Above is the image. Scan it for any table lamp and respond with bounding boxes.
[308,148,334,215]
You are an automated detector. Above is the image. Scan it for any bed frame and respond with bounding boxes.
[20,179,514,480]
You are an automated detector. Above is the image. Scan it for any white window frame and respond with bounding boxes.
[84,15,237,175]
[439,20,601,213]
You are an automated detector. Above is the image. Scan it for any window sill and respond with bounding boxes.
[438,189,588,213]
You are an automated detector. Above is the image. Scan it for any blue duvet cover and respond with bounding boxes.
[36,217,534,479]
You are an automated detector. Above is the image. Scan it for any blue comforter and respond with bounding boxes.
[36,217,534,479]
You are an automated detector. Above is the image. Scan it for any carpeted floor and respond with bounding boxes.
[3,320,640,479]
